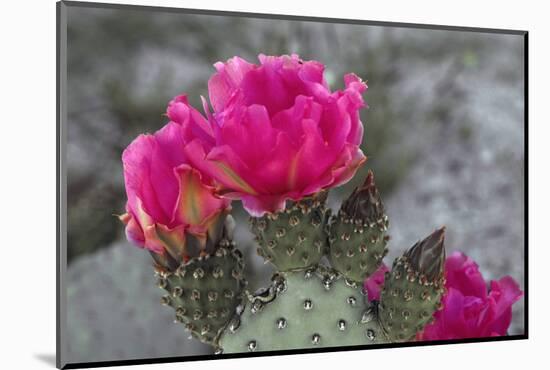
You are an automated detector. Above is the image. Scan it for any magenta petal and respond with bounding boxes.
[258,54,331,103]
[260,131,299,193]
[154,121,187,169]
[171,164,230,235]
[122,134,153,210]
[346,110,364,146]
[220,104,277,168]
[329,146,367,187]
[166,94,190,123]
[242,105,277,151]
[318,100,351,150]
[142,224,167,255]
[166,95,215,147]
[364,264,389,301]
[291,119,337,191]
[125,197,166,255]
[421,287,472,341]
[122,211,145,247]
[270,108,301,145]
[490,276,523,317]
[122,134,171,225]
[180,138,224,187]
[430,288,468,340]
[208,73,232,112]
[445,252,487,299]
[148,127,187,221]
[208,56,255,112]
[301,145,365,196]
[486,276,523,335]
[203,145,262,195]
[344,73,368,103]
[240,65,292,116]
[270,96,322,145]
[240,194,287,217]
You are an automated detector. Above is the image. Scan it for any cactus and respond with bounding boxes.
[328,171,389,283]
[151,171,447,353]
[249,192,331,272]
[156,244,246,345]
[121,55,522,355]
[378,227,446,342]
[152,216,247,346]
[217,230,445,353]
[218,266,386,352]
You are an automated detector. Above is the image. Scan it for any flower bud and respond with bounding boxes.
[404,226,446,282]
[340,170,384,222]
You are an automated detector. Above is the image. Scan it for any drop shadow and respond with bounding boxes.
[34,353,56,367]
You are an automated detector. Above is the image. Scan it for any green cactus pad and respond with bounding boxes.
[328,212,389,283]
[328,171,389,283]
[250,192,331,272]
[156,244,247,346]
[378,228,446,342]
[219,267,385,353]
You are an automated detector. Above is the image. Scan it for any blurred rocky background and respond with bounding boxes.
[65,5,525,364]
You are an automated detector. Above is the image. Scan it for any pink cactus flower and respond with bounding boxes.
[417,252,523,340]
[181,54,368,216]
[120,97,230,259]
[364,252,523,340]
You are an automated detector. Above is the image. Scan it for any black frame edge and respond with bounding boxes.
[61,335,528,369]
[523,32,529,338]
[56,1,61,368]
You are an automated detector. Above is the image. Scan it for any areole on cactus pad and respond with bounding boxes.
[119,54,523,354]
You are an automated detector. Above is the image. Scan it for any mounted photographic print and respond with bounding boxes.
[56,1,527,368]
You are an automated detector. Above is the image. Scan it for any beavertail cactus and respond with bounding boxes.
[250,192,331,271]
[218,226,445,352]
[219,266,387,351]
[155,217,247,345]
[378,227,446,342]
[120,54,523,355]
[329,170,389,283]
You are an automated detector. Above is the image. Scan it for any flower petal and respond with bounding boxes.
[487,276,523,335]
[240,194,287,217]
[208,56,255,112]
[155,223,186,260]
[364,264,389,301]
[171,164,230,235]
[445,251,487,299]
[120,211,145,247]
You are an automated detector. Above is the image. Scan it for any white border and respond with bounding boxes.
[2,0,546,369]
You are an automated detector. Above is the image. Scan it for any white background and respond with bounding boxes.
[0,0,546,369]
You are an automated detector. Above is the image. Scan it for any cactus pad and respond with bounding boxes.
[329,171,389,282]
[156,244,247,346]
[329,212,389,283]
[219,266,385,353]
[250,192,331,271]
[378,228,446,341]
